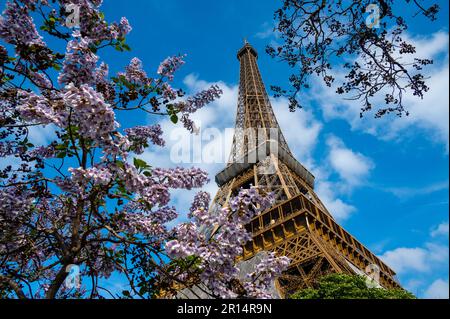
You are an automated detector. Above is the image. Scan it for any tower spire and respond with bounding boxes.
[227,42,292,164]
[208,43,401,297]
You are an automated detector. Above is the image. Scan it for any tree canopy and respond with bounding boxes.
[268,0,440,118]
[290,274,416,299]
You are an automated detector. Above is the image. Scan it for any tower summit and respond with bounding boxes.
[210,42,400,296]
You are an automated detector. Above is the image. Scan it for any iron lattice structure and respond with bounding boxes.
[211,42,401,297]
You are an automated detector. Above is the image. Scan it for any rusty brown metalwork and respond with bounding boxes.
[211,42,401,296]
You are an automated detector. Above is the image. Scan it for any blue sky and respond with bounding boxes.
[2,0,448,298]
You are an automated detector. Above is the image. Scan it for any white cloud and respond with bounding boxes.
[315,181,356,221]
[270,98,361,222]
[0,125,56,171]
[272,97,322,164]
[385,181,449,199]
[381,247,428,273]
[380,242,448,274]
[28,124,56,146]
[0,155,21,171]
[404,279,424,294]
[431,221,449,238]
[423,279,449,299]
[380,222,449,298]
[255,22,276,39]
[326,135,374,188]
[309,31,449,153]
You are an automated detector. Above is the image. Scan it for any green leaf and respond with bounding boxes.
[55,144,67,150]
[115,160,125,169]
[56,151,66,158]
[170,114,178,124]
[143,171,152,177]
[133,158,149,170]
[89,45,98,54]
[122,43,131,51]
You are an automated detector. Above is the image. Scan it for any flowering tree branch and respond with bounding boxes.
[268,0,439,117]
[0,0,288,299]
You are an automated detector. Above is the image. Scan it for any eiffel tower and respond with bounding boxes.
[210,41,401,297]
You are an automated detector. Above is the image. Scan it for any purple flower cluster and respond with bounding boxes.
[179,85,223,114]
[28,145,55,159]
[0,187,33,221]
[175,85,223,133]
[165,188,290,298]
[120,57,150,85]
[0,1,44,46]
[69,166,113,186]
[189,191,211,215]
[157,54,186,81]
[119,17,132,35]
[119,162,149,192]
[58,31,99,86]
[29,71,53,91]
[119,205,178,236]
[124,124,165,154]
[243,252,290,298]
[94,62,116,102]
[101,132,131,159]
[73,1,131,42]
[94,62,109,81]
[153,167,209,190]
[161,83,178,100]
[17,91,62,125]
[18,83,117,145]
[63,83,118,143]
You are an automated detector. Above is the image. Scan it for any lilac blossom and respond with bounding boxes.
[157,54,186,81]
[0,0,283,300]
[119,57,149,85]
[119,205,178,236]
[175,85,223,133]
[165,188,290,298]
[69,166,113,186]
[161,83,178,100]
[28,145,55,159]
[94,62,115,102]
[0,187,33,221]
[63,83,118,143]
[243,252,290,298]
[0,1,44,46]
[119,17,132,35]
[189,191,211,215]
[58,31,99,86]
[124,124,165,154]
[70,1,128,42]
[177,85,222,114]
[17,91,62,125]
[153,167,209,190]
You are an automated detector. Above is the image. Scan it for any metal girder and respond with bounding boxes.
[209,42,402,298]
